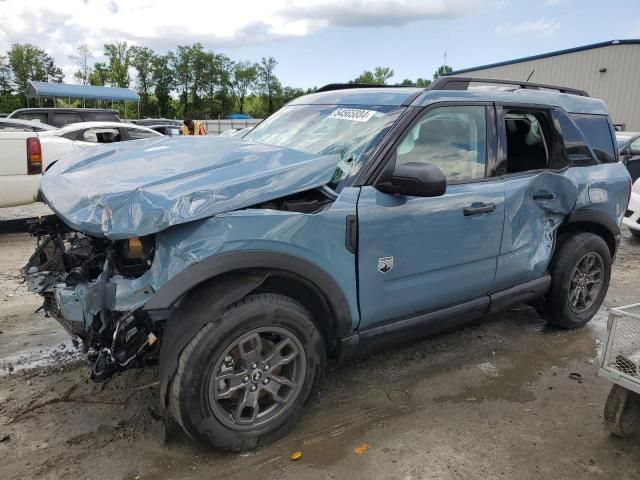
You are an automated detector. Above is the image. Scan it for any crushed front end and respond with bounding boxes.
[21,215,161,381]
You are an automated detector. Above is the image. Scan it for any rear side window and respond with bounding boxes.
[53,112,82,127]
[570,114,616,163]
[500,109,558,174]
[126,128,158,140]
[13,112,48,124]
[87,112,120,122]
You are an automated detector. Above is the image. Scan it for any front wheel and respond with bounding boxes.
[169,293,325,451]
[545,233,611,328]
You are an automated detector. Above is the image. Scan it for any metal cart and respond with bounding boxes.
[599,303,640,437]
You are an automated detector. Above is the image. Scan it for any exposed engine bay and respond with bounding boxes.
[21,215,161,381]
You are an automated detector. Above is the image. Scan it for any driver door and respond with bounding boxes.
[356,104,505,328]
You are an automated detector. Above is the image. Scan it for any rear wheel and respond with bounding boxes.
[545,233,611,328]
[169,293,325,451]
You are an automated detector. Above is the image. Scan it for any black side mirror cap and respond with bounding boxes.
[378,162,447,197]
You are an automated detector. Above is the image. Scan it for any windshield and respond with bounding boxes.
[616,134,634,149]
[244,104,405,187]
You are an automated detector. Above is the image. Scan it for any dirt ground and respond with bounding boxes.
[1,222,640,480]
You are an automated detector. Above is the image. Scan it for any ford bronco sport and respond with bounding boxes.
[22,77,632,451]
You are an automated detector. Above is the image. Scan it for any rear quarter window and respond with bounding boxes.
[570,114,617,163]
[86,112,120,122]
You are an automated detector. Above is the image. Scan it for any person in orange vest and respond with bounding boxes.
[181,118,207,136]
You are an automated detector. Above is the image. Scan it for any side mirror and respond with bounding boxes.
[378,161,446,197]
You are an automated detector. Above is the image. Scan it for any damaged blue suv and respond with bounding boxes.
[23,77,631,450]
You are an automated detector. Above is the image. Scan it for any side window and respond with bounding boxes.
[126,128,158,140]
[53,113,82,127]
[79,128,122,143]
[396,105,487,182]
[14,112,48,124]
[502,110,553,174]
[570,114,616,163]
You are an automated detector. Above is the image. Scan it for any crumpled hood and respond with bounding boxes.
[41,136,338,239]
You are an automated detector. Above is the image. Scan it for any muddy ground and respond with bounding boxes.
[1,225,639,480]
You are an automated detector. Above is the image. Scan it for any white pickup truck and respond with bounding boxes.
[0,119,55,207]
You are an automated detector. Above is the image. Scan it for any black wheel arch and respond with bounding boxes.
[556,209,620,259]
[151,250,354,411]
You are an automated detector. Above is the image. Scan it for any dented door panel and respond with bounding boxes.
[493,163,630,291]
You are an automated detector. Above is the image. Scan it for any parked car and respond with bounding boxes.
[22,77,631,451]
[218,127,250,137]
[0,121,161,207]
[616,131,640,183]
[623,177,640,237]
[7,108,121,127]
[0,119,56,207]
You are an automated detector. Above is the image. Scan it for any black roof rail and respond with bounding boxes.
[315,83,413,93]
[429,76,589,97]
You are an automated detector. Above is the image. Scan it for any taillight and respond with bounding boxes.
[26,137,42,175]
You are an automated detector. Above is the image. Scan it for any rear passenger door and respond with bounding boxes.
[492,106,579,291]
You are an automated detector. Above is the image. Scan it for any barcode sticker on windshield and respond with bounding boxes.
[328,108,377,122]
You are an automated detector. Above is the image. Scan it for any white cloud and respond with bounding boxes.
[0,0,497,82]
[495,18,560,37]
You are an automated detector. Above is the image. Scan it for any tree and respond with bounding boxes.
[7,44,58,103]
[70,44,92,85]
[130,46,156,116]
[233,61,258,114]
[433,65,453,80]
[152,54,175,118]
[353,66,394,85]
[89,62,109,86]
[104,41,131,87]
[415,77,431,87]
[256,56,281,115]
[46,60,64,83]
[172,44,198,115]
[0,55,13,95]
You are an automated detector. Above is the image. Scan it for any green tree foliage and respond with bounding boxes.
[257,57,281,115]
[433,65,453,80]
[104,41,131,87]
[152,54,175,118]
[130,46,156,116]
[7,44,62,104]
[89,62,110,86]
[233,61,258,114]
[353,66,394,85]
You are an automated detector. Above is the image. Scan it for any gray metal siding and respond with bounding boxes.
[452,44,640,130]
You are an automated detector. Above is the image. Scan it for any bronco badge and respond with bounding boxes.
[378,256,394,273]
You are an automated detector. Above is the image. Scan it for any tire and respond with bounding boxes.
[169,293,325,451]
[604,385,640,438]
[545,232,611,328]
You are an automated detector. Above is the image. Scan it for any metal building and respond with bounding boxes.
[447,40,640,130]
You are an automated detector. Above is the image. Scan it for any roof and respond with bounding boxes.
[411,89,609,115]
[39,121,161,136]
[448,39,640,75]
[27,81,139,102]
[290,87,422,106]
[0,118,56,130]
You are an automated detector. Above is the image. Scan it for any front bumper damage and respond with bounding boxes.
[22,216,161,381]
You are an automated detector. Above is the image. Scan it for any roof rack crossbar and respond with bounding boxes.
[429,76,589,97]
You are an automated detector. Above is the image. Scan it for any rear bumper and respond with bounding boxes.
[622,191,640,232]
[0,174,41,207]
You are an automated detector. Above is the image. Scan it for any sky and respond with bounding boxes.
[0,0,639,89]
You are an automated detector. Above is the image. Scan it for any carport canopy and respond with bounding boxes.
[27,81,139,102]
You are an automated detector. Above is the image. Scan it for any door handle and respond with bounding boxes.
[533,192,557,201]
[463,202,496,216]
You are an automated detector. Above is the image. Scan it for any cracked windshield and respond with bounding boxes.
[244,104,405,186]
